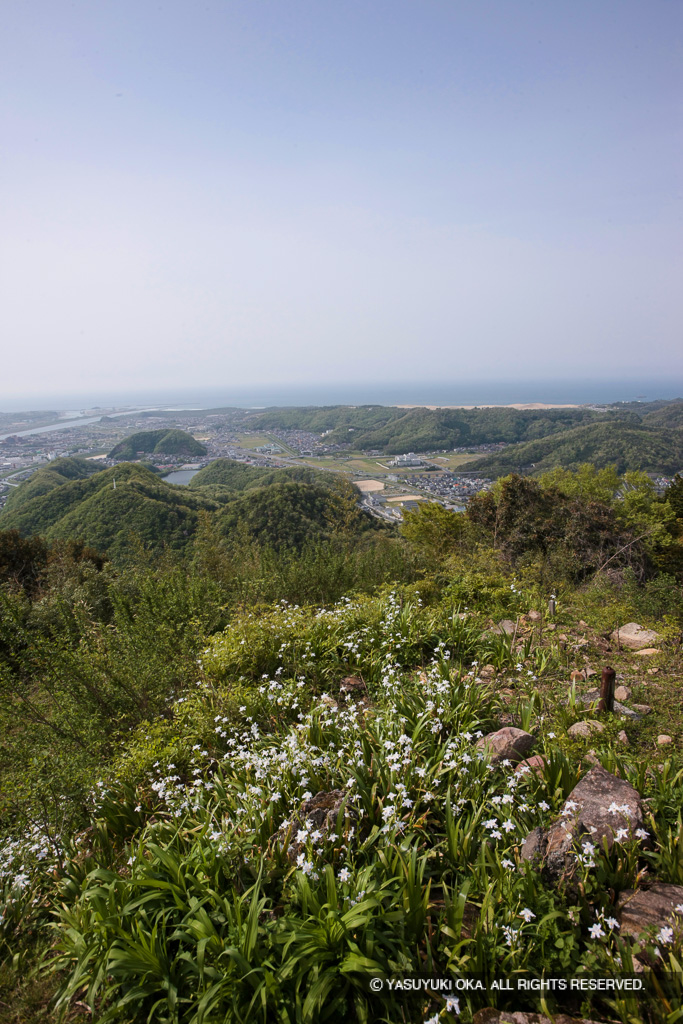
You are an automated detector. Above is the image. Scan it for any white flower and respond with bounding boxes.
[635,828,649,840]
[539,800,550,811]
[519,908,536,923]
[446,996,460,1013]
[338,867,351,883]
[589,923,605,939]
[656,926,674,945]
[502,858,515,869]
[605,917,619,930]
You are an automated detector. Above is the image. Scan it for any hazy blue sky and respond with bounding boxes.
[1,0,681,402]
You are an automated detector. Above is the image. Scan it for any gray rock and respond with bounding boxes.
[489,618,517,636]
[475,727,535,764]
[617,882,683,939]
[614,685,631,702]
[285,789,350,863]
[611,622,661,651]
[520,826,546,865]
[543,766,644,880]
[578,688,644,719]
[568,720,604,739]
[632,703,652,715]
[528,609,542,622]
[657,734,672,745]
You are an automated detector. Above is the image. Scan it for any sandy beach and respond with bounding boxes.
[393,403,580,411]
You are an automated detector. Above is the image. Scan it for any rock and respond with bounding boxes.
[520,826,546,864]
[579,688,644,719]
[584,749,601,766]
[478,664,497,679]
[647,667,659,674]
[578,620,589,629]
[634,648,662,657]
[339,676,366,699]
[614,685,631,702]
[473,1010,602,1024]
[586,667,597,678]
[285,789,350,863]
[528,609,542,622]
[657,734,672,745]
[632,703,652,715]
[618,730,629,746]
[490,618,517,636]
[515,754,547,776]
[545,623,556,631]
[475,727,535,764]
[617,883,683,939]
[570,669,586,683]
[611,623,661,651]
[568,720,604,739]
[543,766,644,880]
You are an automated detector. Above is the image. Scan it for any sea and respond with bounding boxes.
[2,378,683,415]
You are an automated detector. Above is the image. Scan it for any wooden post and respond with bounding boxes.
[598,666,616,713]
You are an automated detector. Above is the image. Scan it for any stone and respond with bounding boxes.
[617,730,629,746]
[632,703,652,715]
[285,789,351,863]
[475,727,535,764]
[586,667,597,678]
[339,675,366,698]
[647,667,659,674]
[490,618,517,636]
[578,688,643,719]
[520,826,546,865]
[614,685,632,702]
[473,1010,602,1024]
[617,883,683,939]
[634,648,662,657]
[578,620,589,629]
[568,720,604,739]
[528,609,542,622]
[611,623,661,651]
[515,754,547,776]
[478,664,497,679]
[570,669,586,683]
[543,766,644,880]
[657,734,672,745]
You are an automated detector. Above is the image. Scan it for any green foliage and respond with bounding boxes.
[249,405,624,455]
[463,422,683,477]
[2,457,98,514]
[108,429,207,460]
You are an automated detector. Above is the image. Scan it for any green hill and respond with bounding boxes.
[0,464,219,560]
[2,457,99,514]
[249,405,630,454]
[0,462,373,559]
[109,429,207,460]
[460,422,683,478]
[189,458,327,493]
[641,400,683,430]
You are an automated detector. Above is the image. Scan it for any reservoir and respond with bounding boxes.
[162,469,199,485]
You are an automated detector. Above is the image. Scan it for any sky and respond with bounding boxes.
[1,0,681,404]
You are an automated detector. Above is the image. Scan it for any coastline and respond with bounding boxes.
[392,403,581,411]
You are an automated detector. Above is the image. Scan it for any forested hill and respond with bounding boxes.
[247,404,634,454]
[108,429,207,459]
[2,457,99,514]
[0,461,374,560]
[460,422,683,477]
[187,457,325,492]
